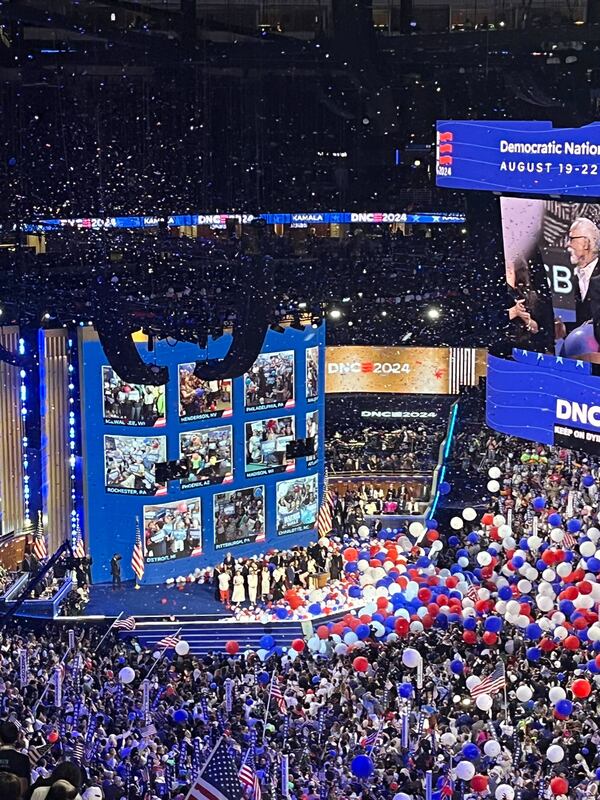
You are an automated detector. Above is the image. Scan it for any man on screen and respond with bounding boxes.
[555,217,600,352]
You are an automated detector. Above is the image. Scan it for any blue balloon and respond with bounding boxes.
[275,607,289,620]
[498,585,512,601]
[555,698,573,716]
[351,755,374,779]
[512,555,525,569]
[485,617,503,633]
[583,474,595,488]
[439,481,451,496]
[462,743,480,761]
[399,682,413,698]
[567,518,581,533]
[311,675,320,685]
[463,617,477,631]
[526,623,542,640]
[173,709,188,724]
[548,513,562,527]
[448,536,460,547]
[450,659,464,674]
[532,496,546,510]
[563,321,600,358]
[345,562,358,573]
[587,557,600,572]
[348,586,362,599]
[258,671,270,685]
[308,603,322,615]
[426,518,439,529]
[467,533,479,544]
[259,635,275,650]
[356,624,371,640]
[526,647,541,661]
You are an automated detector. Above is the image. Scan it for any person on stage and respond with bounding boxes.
[231,569,246,606]
[110,553,122,590]
[555,217,600,348]
[247,563,258,604]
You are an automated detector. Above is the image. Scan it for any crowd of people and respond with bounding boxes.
[327,424,445,474]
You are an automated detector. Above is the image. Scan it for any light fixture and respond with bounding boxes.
[329,309,342,320]
[426,307,441,321]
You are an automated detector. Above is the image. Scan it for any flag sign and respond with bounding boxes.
[19,649,28,688]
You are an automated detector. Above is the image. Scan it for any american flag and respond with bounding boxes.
[32,534,47,561]
[466,583,479,602]
[74,534,86,559]
[440,774,454,797]
[239,762,262,800]
[131,516,145,582]
[360,730,379,750]
[470,662,506,698]
[562,532,577,549]
[29,742,52,768]
[72,739,85,764]
[156,634,180,650]
[270,677,287,714]
[113,616,136,631]
[317,478,334,537]
[185,740,242,800]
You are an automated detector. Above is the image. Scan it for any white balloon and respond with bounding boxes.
[517,579,532,594]
[465,675,481,691]
[588,624,600,641]
[455,761,476,781]
[175,640,190,656]
[548,686,566,703]
[462,507,477,521]
[344,632,358,646]
[495,785,515,800]
[409,521,425,537]
[498,524,512,538]
[556,563,572,577]
[506,600,521,616]
[493,514,506,526]
[450,517,464,530]
[402,648,421,668]
[550,528,564,543]
[477,552,492,567]
[554,626,568,641]
[487,480,500,493]
[484,740,501,758]
[580,541,596,558]
[307,638,320,652]
[516,685,532,702]
[546,744,564,763]
[119,666,135,684]
[440,732,456,747]
[527,535,542,550]
[488,467,502,479]
[536,595,554,612]
[357,525,370,540]
[476,693,493,711]
[257,648,269,661]
[410,620,424,634]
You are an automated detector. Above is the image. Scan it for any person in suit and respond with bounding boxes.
[110,554,122,590]
[555,217,600,345]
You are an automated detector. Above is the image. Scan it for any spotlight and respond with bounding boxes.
[425,307,441,321]
[329,309,342,320]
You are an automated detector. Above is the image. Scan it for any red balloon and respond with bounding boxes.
[481,513,494,525]
[482,631,498,646]
[471,776,489,794]
[353,656,369,673]
[47,731,59,744]
[563,635,580,651]
[291,639,305,652]
[376,597,389,609]
[418,587,432,603]
[288,594,303,610]
[394,618,409,636]
[225,640,239,655]
[344,548,359,562]
[463,630,477,645]
[550,777,568,796]
[572,678,591,698]
[578,580,593,595]
[316,625,330,640]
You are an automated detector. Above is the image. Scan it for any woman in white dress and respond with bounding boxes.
[247,565,259,604]
[231,570,246,605]
[261,565,271,599]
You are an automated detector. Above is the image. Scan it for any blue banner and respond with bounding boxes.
[436,120,600,196]
[486,351,600,453]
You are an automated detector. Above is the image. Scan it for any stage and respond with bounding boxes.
[82,579,232,620]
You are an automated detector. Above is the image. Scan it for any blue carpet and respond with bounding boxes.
[84,580,232,619]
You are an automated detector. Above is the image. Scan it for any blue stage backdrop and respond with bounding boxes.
[78,325,325,584]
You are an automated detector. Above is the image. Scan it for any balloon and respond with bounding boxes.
[463,507,477,521]
[439,481,451,495]
[488,467,502,479]
[516,685,532,702]
[487,480,500,493]
[462,743,480,761]
[471,776,489,794]
[357,525,370,539]
[550,778,568,796]
[476,693,493,711]
[484,740,501,758]
[344,548,359,562]
[47,731,59,744]
[175,640,190,656]
[440,732,456,747]
[495,786,514,800]
[563,321,600,357]
[351,755,374,779]
[259,635,275,650]
[353,656,369,673]
[546,744,564,763]
[548,687,566,703]
[572,678,591,698]
[291,639,305,652]
[402,648,421,668]
[316,625,330,640]
[555,698,573,716]
[173,708,188,724]
[225,640,239,655]
[450,517,464,530]
[119,667,135,684]
[455,761,475,781]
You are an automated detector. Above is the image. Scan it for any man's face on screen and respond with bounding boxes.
[568,223,593,267]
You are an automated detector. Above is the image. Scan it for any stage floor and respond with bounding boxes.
[82,579,232,619]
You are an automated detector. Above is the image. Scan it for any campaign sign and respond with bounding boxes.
[486,350,600,454]
[436,120,600,196]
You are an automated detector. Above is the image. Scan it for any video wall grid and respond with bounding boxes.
[79,325,325,583]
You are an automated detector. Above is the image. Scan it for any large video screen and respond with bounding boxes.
[178,365,233,422]
[104,435,167,495]
[102,367,166,427]
[276,474,318,536]
[179,426,233,489]
[213,486,265,550]
[244,350,295,412]
[143,498,202,563]
[501,197,600,359]
[306,346,319,401]
[244,416,295,477]
[306,410,319,467]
